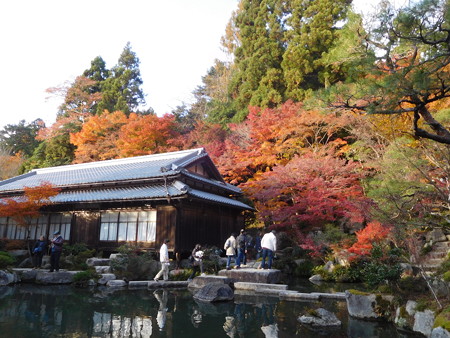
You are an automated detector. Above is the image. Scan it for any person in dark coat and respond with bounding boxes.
[188,244,204,281]
[50,230,63,272]
[32,235,47,269]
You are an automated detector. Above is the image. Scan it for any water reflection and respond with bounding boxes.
[0,284,403,337]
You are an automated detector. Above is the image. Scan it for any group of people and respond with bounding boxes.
[31,230,64,272]
[153,228,277,281]
[224,229,277,270]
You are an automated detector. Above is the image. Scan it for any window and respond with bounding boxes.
[0,217,7,238]
[137,211,156,242]
[29,215,49,240]
[100,212,119,241]
[100,210,156,242]
[49,213,72,240]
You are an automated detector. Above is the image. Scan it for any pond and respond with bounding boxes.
[0,283,413,337]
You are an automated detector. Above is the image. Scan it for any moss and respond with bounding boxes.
[348,289,370,296]
[377,285,393,294]
[306,308,319,317]
[443,271,450,282]
[434,311,450,330]
[415,300,429,312]
[399,305,407,318]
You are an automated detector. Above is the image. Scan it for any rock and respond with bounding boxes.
[426,228,447,242]
[86,258,110,266]
[309,274,323,282]
[345,290,394,320]
[106,279,127,287]
[98,273,116,285]
[0,270,18,286]
[18,257,33,268]
[298,308,341,328]
[413,310,435,337]
[323,261,335,273]
[189,275,233,289]
[35,270,78,284]
[193,283,234,302]
[218,268,281,284]
[14,268,38,282]
[95,266,111,274]
[432,327,450,338]
[395,300,417,330]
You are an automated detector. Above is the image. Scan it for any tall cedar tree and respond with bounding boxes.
[97,42,146,115]
[229,0,286,121]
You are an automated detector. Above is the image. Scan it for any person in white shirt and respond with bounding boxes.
[224,233,237,270]
[260,230,277,269]
[154,238,170,281]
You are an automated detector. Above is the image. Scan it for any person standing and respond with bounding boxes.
[154,239,170,281]
[235,229,247,269]
[254,232,262,260]
[188,244,204,281]
[260,230,277,269]
[50,231,63,272]
[224,233,237,270]
[32,235,47,269]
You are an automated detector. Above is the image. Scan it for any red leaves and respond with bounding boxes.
[347,221,392,256]
[0,182,60,227]
[243,151,373,232]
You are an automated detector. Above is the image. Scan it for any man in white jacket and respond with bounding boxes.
[154,238,170,281]
[260,230,276,269]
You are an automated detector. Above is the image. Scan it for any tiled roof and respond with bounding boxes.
[52,183,185,203]
[48,181,250,210]
[0,149,252,210]
[0,148,208,191]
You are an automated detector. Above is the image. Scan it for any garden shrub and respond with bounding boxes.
[0,251,15,269]
[73,269,100,287]
[294,260,314,277]
[110,244,155,280]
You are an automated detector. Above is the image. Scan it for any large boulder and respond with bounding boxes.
[35,271,79,284]
[345,290,394,320]
[189,275,233,289]
[0,270,18,286]
[298,308,341,328]
[413,310,435,337]
[193,283,234,302]
[218,268,280,284]
[432,327,450,338]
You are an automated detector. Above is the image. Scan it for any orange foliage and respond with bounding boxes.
[117,113,183,157]
[70,110,127,163]
[347,221,392,256]
[217,101,352,185]
[0,153,23,180]
[0,182,60,230]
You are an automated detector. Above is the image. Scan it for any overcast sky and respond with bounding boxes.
[0,0,396,130]
[0,0,238,129]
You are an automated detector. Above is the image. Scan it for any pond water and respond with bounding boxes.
[0,283,414,337]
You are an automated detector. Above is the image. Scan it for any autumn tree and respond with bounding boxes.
[117,113,183,157]
[216,101,352,185]
[70,111,127,163]
[243,150,373,237]
[330,0,450,144]
[0,149,23,180]
[0,182,60,252]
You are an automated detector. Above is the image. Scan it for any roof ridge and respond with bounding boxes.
[31,148,205,175]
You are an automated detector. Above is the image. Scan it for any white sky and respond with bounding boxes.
[0,0,238,129]
[0,0,405,130]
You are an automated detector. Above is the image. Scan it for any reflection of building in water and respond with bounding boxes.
[93,312,152,337]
